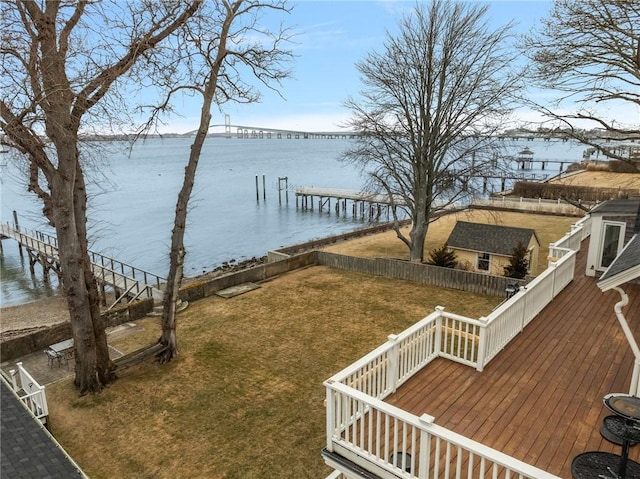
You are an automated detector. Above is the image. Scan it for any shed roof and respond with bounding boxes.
[446,221,540,256]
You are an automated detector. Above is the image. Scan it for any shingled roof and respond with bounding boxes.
[446,221,540,256]
[1,379,86,478]
[598,234,640,291]
[590,198,640,217]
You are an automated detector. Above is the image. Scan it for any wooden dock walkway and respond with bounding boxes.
[0,224,165,309]
[294,187,405,220]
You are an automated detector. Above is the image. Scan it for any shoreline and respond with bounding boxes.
[0,255,269,341]
[0,296,70,341]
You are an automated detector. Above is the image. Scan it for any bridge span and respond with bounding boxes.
[182,114,360,139]
[0,224,165,310]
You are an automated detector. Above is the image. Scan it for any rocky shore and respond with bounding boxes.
[0,255,268,342]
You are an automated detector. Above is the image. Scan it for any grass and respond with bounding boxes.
[47,266,501,479]
[321,209,578,275]
[46,209,577,478]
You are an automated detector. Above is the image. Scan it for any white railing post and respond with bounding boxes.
[326,381,335,451]
[434,306,444,357]
[418,414,435,479]
[8,368,18,391]
[387,334,400,393]
[476,317,488,372]
[549,260,558,298]
[520,291,527,332]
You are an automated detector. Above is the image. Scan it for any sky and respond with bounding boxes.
[160,0,637,135]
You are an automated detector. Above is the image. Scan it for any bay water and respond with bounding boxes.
[0,136,593,307]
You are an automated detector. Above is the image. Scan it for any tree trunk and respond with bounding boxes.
[409,217,428,262]
[50,157,114,394]
[159,240,185,362]
[158,9,232,361]
[159,111,211,362]
[52,194,101,394]
[72,161,115,385]
[408,181,431,263]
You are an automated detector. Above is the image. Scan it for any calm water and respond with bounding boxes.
[0,136,594,307]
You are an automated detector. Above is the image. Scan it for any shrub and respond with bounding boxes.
[427,244,458,268]
[608,160,639,173]
[504,241,529,279]
[586,162,609,171]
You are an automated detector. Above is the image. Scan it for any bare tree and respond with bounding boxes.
[0,1,200,394]
[343,0,522,262]
[522,0,640,161]
[151,0,292,362]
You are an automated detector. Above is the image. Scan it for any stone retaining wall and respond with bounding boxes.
[178,252,317,302]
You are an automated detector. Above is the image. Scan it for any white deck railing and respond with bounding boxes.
[548,215,591,260]
[324,218,592,479]
[473,197,589,216]
[326,381,560,479]
[479,251,576,369]
[7,362,48,420]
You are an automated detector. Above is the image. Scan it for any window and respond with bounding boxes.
[600,222,625,269]
[477,252,490,272]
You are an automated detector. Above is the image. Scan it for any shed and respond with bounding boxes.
[446,221,541,275]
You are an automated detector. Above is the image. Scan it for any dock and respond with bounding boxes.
[0,223,165,309]
[294,171,550,218]
[294,187,405,220]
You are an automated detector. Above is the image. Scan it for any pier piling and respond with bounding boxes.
[13,210,23,258]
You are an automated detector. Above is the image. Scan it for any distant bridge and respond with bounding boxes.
[0,224,165,310]
[182,114,360,139]
[183,115,636,144]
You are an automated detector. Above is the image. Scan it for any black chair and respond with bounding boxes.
[601,415,638,447]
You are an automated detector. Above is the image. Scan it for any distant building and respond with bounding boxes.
[446,221,540,275]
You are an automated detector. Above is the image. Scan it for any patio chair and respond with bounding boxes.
[601,415,639,447]
[44,348,65,368]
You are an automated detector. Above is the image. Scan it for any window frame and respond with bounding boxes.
[477,252,491,272]
[598,221,625,270]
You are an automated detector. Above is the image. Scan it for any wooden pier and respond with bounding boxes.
[294,187,404,220]
[0,223,165,309]
[294,174,550,219]
[477,172,549,192]
[512,158,575,171]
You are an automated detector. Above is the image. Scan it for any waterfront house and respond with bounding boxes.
[322,202,640,479]
[445,221,540,276]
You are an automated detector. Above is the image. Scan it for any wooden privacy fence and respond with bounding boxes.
[316,251,525,297]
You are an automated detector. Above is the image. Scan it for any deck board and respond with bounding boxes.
[388,239,640,478]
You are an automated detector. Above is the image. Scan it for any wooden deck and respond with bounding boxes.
[388,239,640,478]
